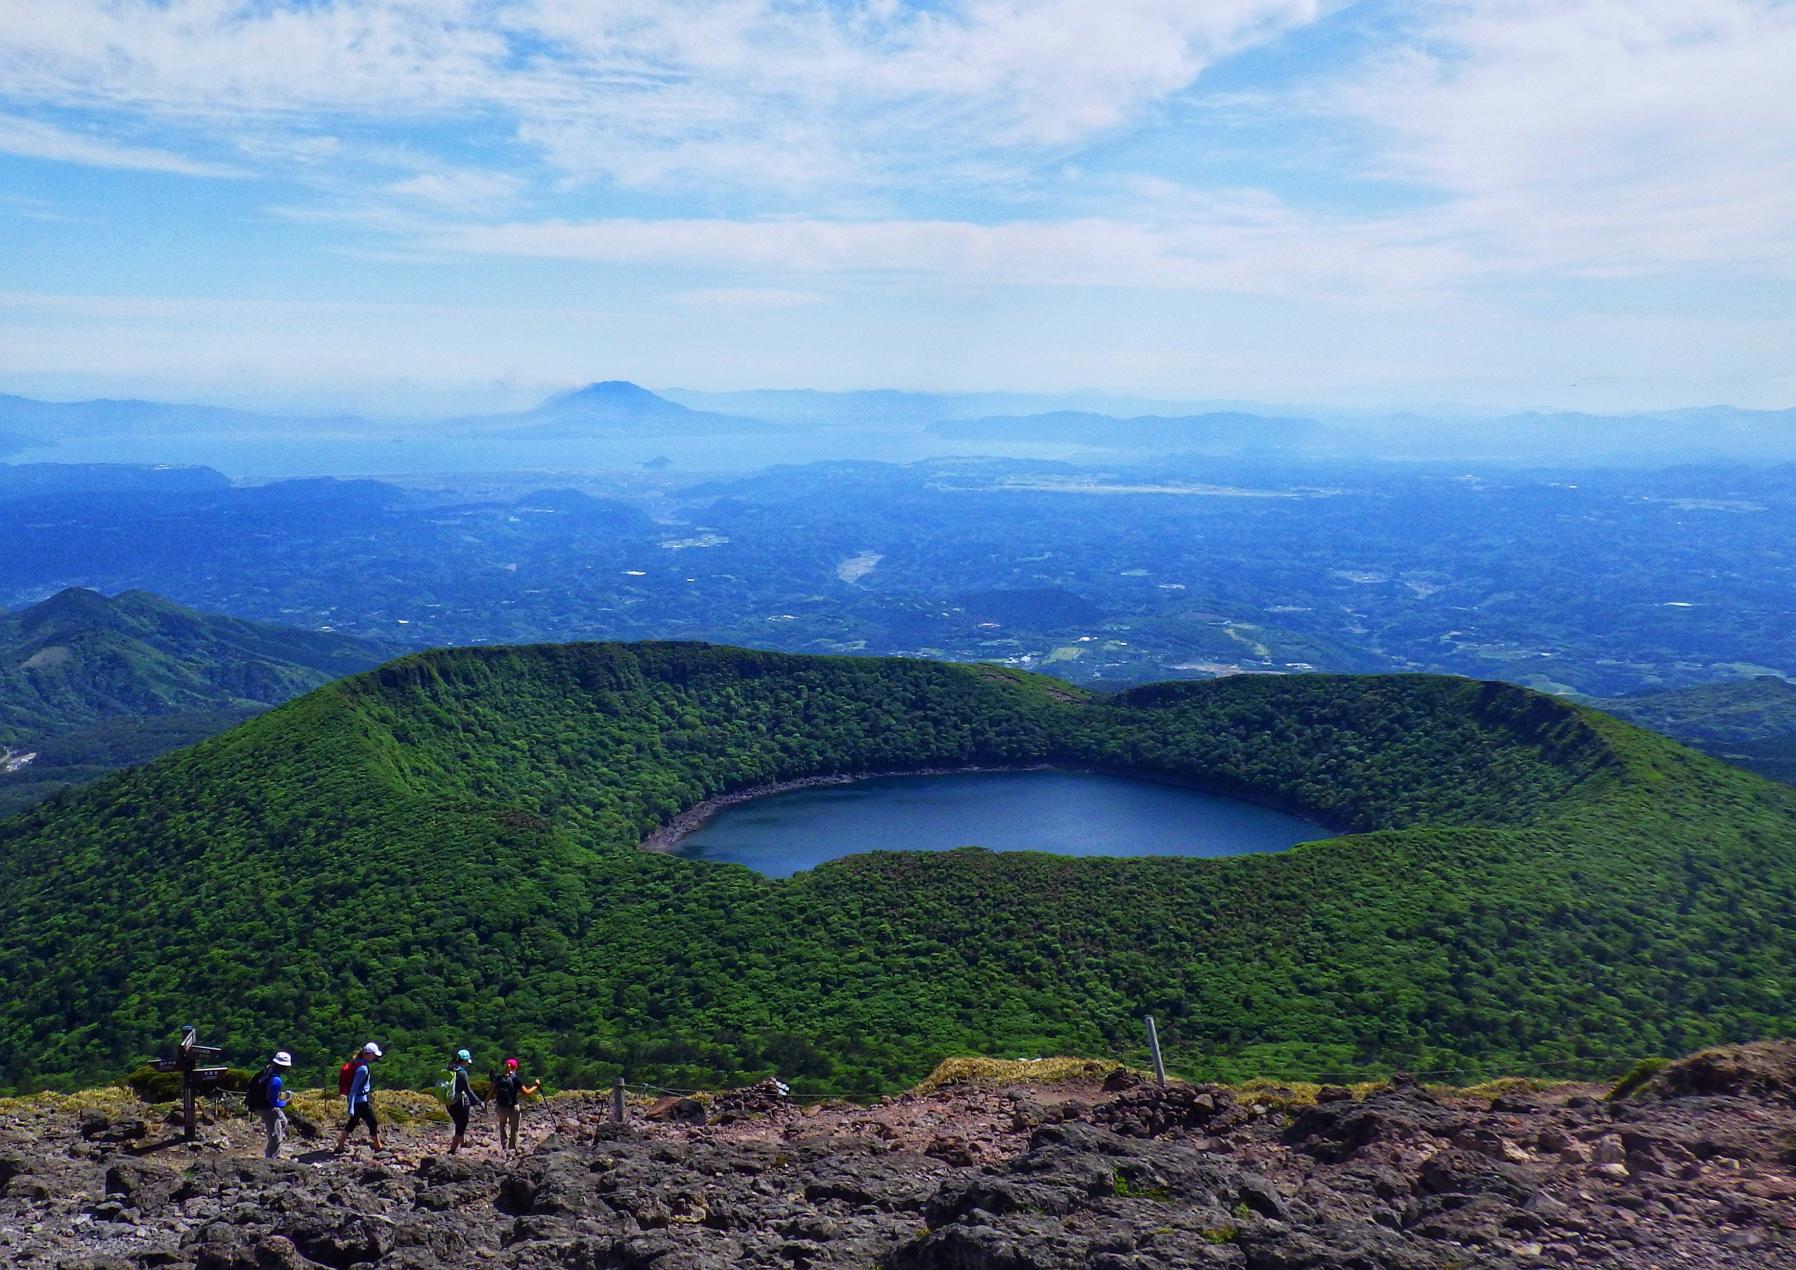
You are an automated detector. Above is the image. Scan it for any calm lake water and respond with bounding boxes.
[672,770,1331,878]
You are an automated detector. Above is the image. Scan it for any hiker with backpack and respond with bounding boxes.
[247,1051,293,1159]
[492,1056,540,1154]
[445,1048,484,1155]
[333,1042,384,1155]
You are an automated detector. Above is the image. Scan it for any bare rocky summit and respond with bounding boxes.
[2,1044,1793,1268]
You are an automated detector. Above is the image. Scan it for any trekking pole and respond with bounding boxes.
[1145,1016,1167,1089]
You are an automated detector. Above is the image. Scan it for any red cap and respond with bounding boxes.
[505,1057,519,1069]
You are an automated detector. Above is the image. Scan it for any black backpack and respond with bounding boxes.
[247,1064,277,1112]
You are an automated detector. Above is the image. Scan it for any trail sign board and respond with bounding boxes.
[149,1026,228,1141]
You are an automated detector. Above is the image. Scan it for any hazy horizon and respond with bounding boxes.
[3,377,1792,428]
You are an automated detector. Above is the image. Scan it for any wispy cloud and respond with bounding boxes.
[384,168,525,214]
[1336,0,1796,276]
[423,206,1473,302]
[0,112,240,177]
[0,1,1317,195]
[11,2,1782,289]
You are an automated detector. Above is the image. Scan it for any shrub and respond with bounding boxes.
[1605,1057,1671,1101]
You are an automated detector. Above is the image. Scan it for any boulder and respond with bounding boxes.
[1094,1085,1233,1138]
[1651,1040,1796,1104]
[103,1157,180,1212]
[1284,1084,1466,1163]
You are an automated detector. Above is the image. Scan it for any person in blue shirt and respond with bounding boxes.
[257,1051,293,1159]
[334,1041,384,1155]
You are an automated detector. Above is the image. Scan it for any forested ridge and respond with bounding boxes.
[0,642,1791,1096]
[0,587,386,745]
[0,587,389,814]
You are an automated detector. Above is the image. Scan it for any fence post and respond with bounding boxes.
[611,1077,627,1124]
[1145,1015,1167,1089]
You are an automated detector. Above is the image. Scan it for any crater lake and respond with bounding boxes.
[670,769,1333,877]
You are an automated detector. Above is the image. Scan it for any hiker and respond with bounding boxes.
[334,1041,384,1154]
[247,1050,293,1159]
[492,1056,540,1154]
[446,1048,484,1154]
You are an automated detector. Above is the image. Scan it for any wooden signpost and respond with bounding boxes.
[149,1025,228,1141]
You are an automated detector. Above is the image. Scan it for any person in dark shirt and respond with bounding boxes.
[446,1048,485,1155]
[491,1056,540,1154]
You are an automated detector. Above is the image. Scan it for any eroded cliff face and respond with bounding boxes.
[2,1044,1793,1268]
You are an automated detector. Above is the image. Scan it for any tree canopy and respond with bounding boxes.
[1,642,1791,1095]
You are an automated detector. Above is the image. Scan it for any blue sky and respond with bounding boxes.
[1,0,1793,415]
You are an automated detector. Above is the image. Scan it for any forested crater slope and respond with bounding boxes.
[0,643,1791,1094]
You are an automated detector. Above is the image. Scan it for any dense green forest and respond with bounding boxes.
[0,587,388,812]
[0,642,1792,1096]
[0,587,388,744]
[1599,676,1796,785]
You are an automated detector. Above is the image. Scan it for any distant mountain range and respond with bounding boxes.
[5,381,1796,465]
[0,382,798,457]
[927,410,1333,453]
[0,393,371,456]
[449,379,794,438]
[0,588,389,814]
[657,387,1308,426]
[1362,408,1796,464]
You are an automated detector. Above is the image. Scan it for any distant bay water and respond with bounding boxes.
[672,769,1332,878]
[7,429,1097,479]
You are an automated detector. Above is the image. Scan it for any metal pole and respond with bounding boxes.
[1145,1015,1167,1089]
[180,1025,197,1141]
[611,1077,627,1124]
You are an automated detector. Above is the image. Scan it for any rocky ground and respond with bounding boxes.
[1,1043,1793,1268]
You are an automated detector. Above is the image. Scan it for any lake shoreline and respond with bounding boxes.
[638,763,1057,854]
[637,762,1343,858]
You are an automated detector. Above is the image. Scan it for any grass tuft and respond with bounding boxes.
[912,1056,1123,1094]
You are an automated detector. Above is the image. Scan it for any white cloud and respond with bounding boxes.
[3,0,1795,410]
[426,203,1475,301]
[0,1,505,119]
[384,168,525,213]
[1339,0,1796,276]
[0,112,240,177]
[512,0,1321,190]
[0,1,1318,194]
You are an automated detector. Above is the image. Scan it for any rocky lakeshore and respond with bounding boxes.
[2,1043,1793,1268]
[635,764,1056,853]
